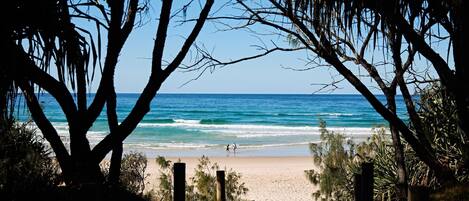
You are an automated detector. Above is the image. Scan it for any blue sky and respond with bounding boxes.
[81,1,444,94]
[78,1,359,94]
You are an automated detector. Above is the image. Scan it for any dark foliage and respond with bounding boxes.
[1,0,214,187]
[0,122,60,201]
[218,0,468,185]
[0,121,150,201]
[102,152,148,195]
[308,84,469,200]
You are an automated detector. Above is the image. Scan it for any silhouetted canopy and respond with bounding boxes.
[1,0,100,124]
[280,0,453,34]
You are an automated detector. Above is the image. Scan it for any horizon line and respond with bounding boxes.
[98,92,387,95]
[31,91,393,95]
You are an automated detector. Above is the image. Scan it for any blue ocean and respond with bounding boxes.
[19,94,407,156]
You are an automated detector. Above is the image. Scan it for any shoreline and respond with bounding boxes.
[121,134,370,158]
[125,144,313,158]
[145,156,317,201]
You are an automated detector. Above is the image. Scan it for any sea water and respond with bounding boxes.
[18,94,407,156]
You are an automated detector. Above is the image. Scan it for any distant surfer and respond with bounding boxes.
[226,144,230,152]
[232,143,237,153]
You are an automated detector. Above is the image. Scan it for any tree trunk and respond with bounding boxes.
[106,84,121,186]
[71,156,105,185]
[109,142,123,186]
[67,125,103,185]
[387,95,408,201]
[327,54,456,183]
[390,125,408,200]
[450,0,469,141]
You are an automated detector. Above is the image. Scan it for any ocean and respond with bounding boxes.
[19,94,407,156]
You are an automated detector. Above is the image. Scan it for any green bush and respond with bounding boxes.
[102,151,149,195]
[0,121,60,200]
[307,84,469,200]
[305,120,357,201]
[415,84,469,184]
[356,128,401,201]
[120,152,148,194]
[306,121,408,201]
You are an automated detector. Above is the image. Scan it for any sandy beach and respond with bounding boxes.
[147,157,315,201]
[145,156,317,201]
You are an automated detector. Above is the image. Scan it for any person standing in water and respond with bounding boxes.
[232,143,237,153]
[226,144,230,152]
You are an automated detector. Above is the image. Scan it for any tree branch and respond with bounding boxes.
[269,0,455,182]
[9,41,78,128]
[376,2,456,93]
[86,0,138,130]
[162,0,215,77]
[18,80,72,181]
[91,0,214,162]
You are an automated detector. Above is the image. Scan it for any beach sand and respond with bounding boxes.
[145,156,317,201]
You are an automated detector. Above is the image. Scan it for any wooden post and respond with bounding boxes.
[216,170,226,201]
[173,162,186,201]
[354,173,362,201]
[361,162,374,201]
[408,186,429,201]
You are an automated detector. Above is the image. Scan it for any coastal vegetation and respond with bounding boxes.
[147,156,248,201]
[0,0,213,195]
[102,152,149,196]
[1,0,469,200]
[0,122,60,201]
[245,2,469,188]
[191,0,468,199]
[305,120,356,200]
[102,153,249,201]
[307,84,469,200]
[0,128,248,201]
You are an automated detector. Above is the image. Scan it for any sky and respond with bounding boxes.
[75,1,360,94]
[77,1,444,95]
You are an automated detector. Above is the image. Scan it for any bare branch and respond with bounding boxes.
[92,0,214,163]
[18,80,71,180]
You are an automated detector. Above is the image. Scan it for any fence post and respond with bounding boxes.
[173,162,186,201]
[361,162,374,201]
[216,170,226,201]
[354,173,362,201]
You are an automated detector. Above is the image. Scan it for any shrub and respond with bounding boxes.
[415,84,469,185]
[305,120,357,200]
[102,151,149,195]
[306,121,408,201]
[356,128,401,201]
[0,121,60,200]
[307,85,469,201]
[120,152,148,194]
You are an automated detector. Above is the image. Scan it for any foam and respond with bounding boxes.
[318,112,355,116]
[138,119,376,138]
[27,120,383,151]
[125,142,218,149]
[239,142,313,148]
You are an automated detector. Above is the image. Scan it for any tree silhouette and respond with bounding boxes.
[0,0,213,187]
[188,0,467,188]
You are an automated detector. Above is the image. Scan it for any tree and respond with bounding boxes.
[305,120,356,200]
[0,122,60,201]
[307,85,469,200]
[188,0,467,187]
[0,0,214,188]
